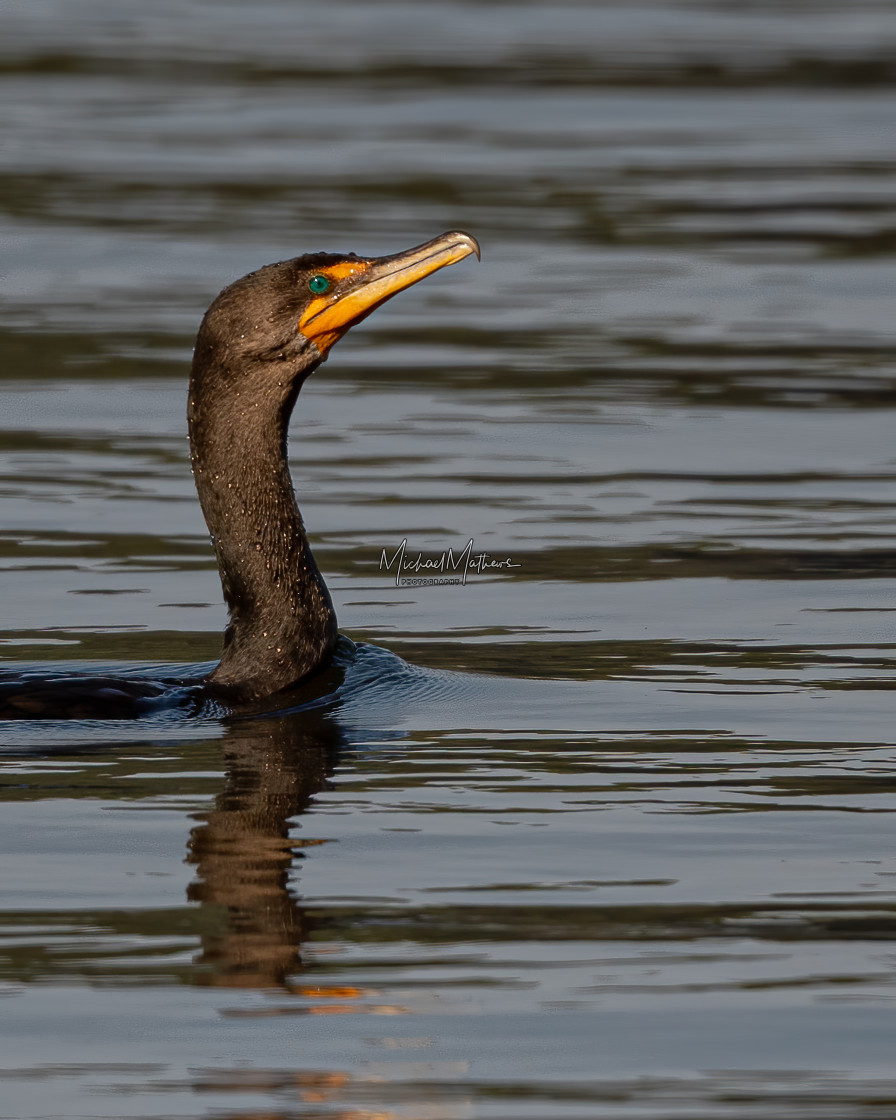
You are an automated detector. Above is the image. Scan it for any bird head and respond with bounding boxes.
[192,230,481,390]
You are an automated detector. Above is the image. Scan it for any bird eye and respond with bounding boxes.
[308,274,331,295]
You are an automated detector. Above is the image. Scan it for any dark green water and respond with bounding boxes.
[2,1,896,1116]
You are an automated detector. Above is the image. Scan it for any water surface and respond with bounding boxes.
[2,1,896,1117]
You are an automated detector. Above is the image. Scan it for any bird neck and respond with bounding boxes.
[188,370,338,700]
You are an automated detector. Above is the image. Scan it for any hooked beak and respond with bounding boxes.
[298,230,481,355]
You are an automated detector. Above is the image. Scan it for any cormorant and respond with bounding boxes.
[0,231,480,720]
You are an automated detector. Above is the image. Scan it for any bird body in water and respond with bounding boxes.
[0,231,480,720]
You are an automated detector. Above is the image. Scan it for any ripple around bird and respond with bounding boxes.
[3,1,896,1117]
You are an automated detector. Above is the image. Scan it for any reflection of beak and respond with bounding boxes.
[299,230,481,355]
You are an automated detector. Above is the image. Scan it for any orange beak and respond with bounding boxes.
[298,230,480,355]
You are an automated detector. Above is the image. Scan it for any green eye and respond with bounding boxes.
[308,274,331,295]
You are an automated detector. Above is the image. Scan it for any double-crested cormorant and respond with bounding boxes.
[0,231,480,720]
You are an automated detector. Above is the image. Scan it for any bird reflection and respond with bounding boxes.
[186,707,344,989]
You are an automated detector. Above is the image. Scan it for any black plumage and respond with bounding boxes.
[0,232,480,719]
